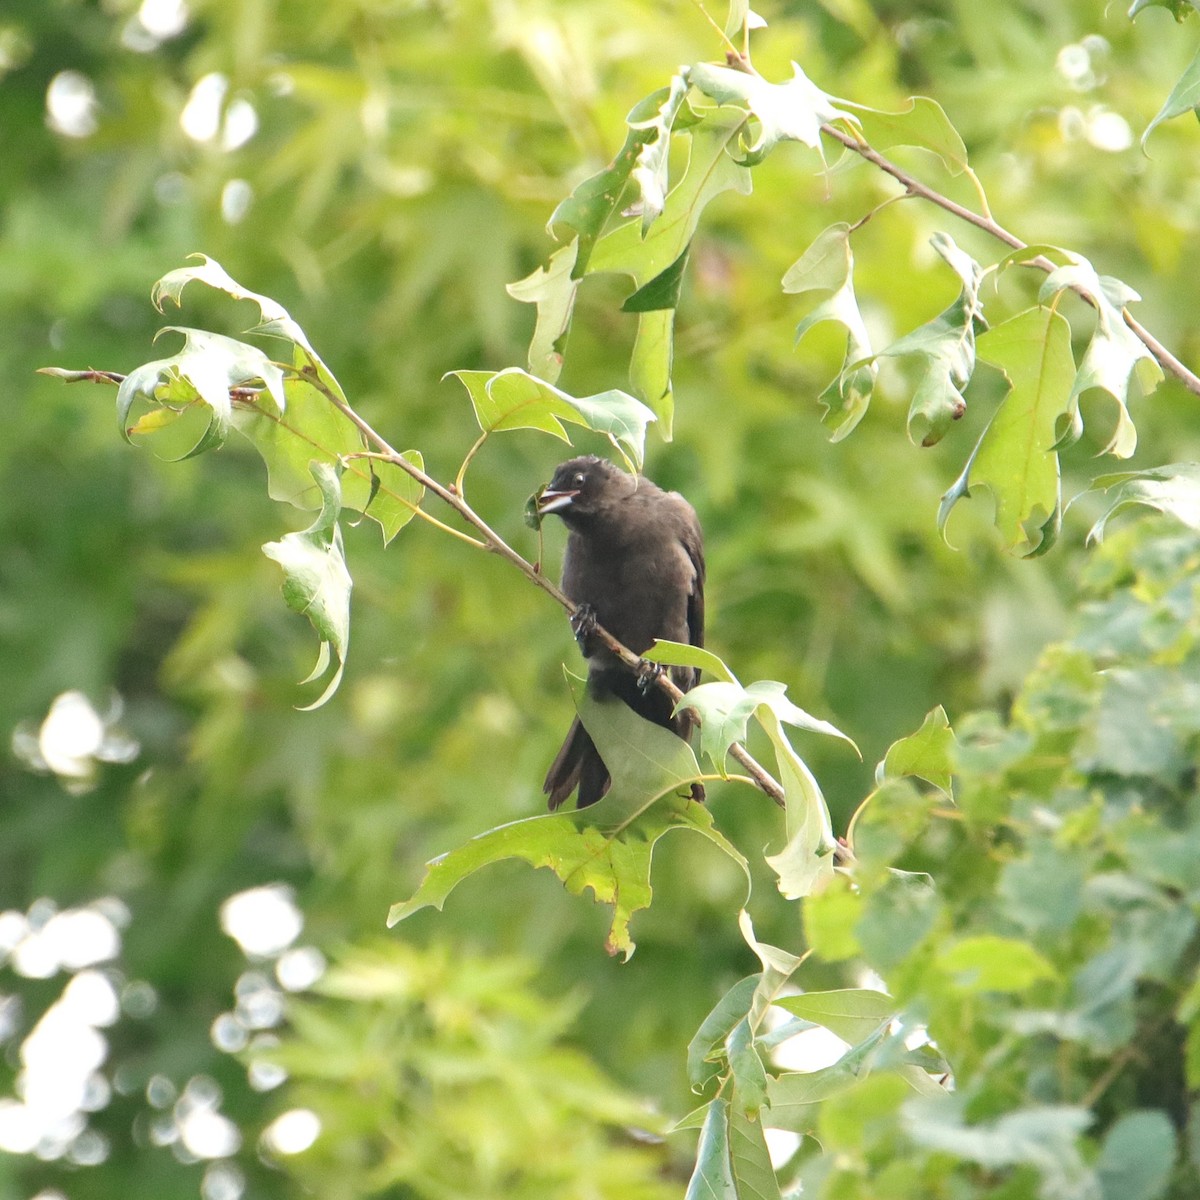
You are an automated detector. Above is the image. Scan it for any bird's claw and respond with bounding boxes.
[570,603,598,651]
[636,659,665,694]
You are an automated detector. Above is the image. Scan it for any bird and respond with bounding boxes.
[536,455,705,809]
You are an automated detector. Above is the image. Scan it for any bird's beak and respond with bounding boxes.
[537,487,578,515]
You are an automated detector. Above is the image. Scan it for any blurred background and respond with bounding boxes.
[2,0,1199,1196]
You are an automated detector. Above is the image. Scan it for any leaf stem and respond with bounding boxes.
[454,429,490,498]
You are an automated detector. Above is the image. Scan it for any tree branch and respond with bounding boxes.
[821,123,1200,398]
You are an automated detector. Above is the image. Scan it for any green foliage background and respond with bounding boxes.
[2,0,1200,1197]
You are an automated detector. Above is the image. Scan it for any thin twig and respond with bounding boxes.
[821,122,1200,398]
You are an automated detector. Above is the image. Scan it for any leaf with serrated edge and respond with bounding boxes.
[261,461,352,710]
[388,672,746,959]
[689,61,858,163]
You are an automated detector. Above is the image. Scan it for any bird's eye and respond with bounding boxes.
[573,472,586,487]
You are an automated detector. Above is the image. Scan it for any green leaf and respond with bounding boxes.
[1038,256,1163,456]
[764,1063,860,1133]
[1097,1111,1175,1200]
[261,461,352,710]
[1085,463,1200,543]
[116,327,286,457]
[645,640,738,683]
[231,366,372,512]
[942,305,1074,555]
[786,224,877,441]
[151,255,346,402]
[728,1103,783,1200]
[725,1019,769,1117]
[365,451,426,545]
[447,367,657,473]
[687,975,760,1087]
[389,671,746,959]
[905,1099,1095,1199]
[1142,44,1200,146]
[587,110,751,434]
[629,72,691,233]
[845,96,969,175]
[878,705,956,794]
[757,705,838,898]
[506,241,579,384]
[689,61,858,165]
[1129,0,1200,16]
[548,88,675,271]
[681,678,854,776]
[684,1098,736,1200]
[622,247,691,313]
[774,989,896,1045]
[936,934,1058,993]
[878,233,985,447]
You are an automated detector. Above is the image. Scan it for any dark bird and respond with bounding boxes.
[536,455,705,809]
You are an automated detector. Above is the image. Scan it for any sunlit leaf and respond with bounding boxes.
[1085,463,1200,543]
[680,678,854,776]
[629,72,691,233]
[1038,255,1162,457]
[786,224,877,440]
[845,96,969,175]
[116,327,286,458]
[365,451,426,545]
[689,61,858,165]
[725,1019,769,1117]
[261,461,352,710]
[774,989,896,1045]
[231,368,371,512]
[645,639,738,684]
[447,367,656,472]
[936,934,1058,992]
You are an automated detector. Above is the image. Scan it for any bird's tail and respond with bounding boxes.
[543,717,611,810]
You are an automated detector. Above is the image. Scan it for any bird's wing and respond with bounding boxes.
[682,511,705,651]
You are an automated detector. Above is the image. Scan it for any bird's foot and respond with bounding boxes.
[635,659,665,694]
[569,603,598,651]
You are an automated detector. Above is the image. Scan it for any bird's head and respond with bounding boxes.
[536,456,630,524]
